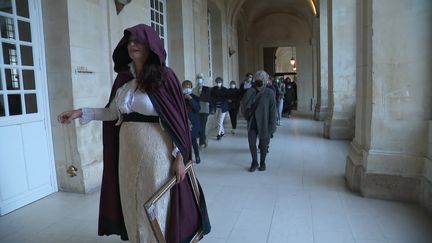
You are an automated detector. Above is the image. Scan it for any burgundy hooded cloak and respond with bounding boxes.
[98,24,210,242]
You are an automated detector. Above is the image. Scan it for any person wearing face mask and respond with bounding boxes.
[227,80,241,134]
[241,70,277,172]
[182,80,201,164]
[210,77,229,140]
[192,73,211,148]
[240,72,253,98]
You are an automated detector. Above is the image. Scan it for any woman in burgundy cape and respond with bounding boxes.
[58,24,210,243]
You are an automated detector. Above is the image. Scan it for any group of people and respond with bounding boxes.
[56,23,295,243]
[182,70,295,173]
[180,74,244,166]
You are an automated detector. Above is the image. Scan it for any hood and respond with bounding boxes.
[112,24,166,72]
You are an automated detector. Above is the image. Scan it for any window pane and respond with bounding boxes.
[161,26,164,37]
[0,16,15,39]
[6,68,20,90]
[24,93,37,113]
[159,2,163,12]
[3,42,17,64]
[151,10,154,21]
[8,94,22,115]
[155,12,159,23]
[150,0,154,8]
[16,0,29,18]
[20,45,33,66]
[22,69,34,90]
[160,14,164,25]
[18,20,31,42]
[154,0,158,11]
[0,70,2,90]
[0,94,4,116]
[0,0,12,14]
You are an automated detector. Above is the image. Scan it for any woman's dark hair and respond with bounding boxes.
[136,52,166,92]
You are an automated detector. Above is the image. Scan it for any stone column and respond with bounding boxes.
[315,0,328,121]
[324,0,356,139]
[167,0,196,81]
[46,0,151,193]
[346,0,432,206]
[193,0,210,81]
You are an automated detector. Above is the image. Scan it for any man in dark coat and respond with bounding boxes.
[241,70,277,172]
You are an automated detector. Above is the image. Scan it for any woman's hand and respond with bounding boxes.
[172,152,186,183]
[57,109,82,124]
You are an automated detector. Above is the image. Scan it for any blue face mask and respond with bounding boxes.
[183,88,193,94]
[196,78,204,86]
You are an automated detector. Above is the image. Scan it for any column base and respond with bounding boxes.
[314,104,328,121]
[324,118,354,139]
[345,141,363,191]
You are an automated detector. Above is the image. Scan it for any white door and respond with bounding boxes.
[0,0,56,215]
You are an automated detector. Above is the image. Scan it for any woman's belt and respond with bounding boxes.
[123,112,159,123]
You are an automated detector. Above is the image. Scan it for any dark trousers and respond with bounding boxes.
[199,113,209,146]
[247,129,270,163]
[228,107,238,129]
[192,137,200,159]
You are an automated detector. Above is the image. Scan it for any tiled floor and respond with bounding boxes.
[1,115,432,243]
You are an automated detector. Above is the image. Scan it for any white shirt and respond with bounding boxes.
[79,63,180,157]
[80,64,157,126]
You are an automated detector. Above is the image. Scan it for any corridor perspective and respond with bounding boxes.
[1,116,432,243]
[0,0,431,243]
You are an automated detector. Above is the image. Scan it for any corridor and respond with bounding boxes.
[1,116,432,243]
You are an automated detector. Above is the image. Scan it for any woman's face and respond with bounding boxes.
[127,35,150,63]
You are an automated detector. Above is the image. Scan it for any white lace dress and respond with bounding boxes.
[80,76,175,243]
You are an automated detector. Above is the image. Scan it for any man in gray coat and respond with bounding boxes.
[241,70,277,172]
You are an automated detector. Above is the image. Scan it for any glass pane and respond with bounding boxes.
[20,45,33,66]
[22,69,34,90]
[8,94,22,115]
[154,0,158,11]
[150,0,154,9]
[5,68,20,90]
[159,2,163,12]
[0,70,2,90]
[160,14,164,25]
[16,0,29,18]
[0,94,4,116]
[0,0,12,14]
[0,16,15,39]
[18,20,31,42]
[161,26,164,37]
[155,12,159,23]
[151,10,154,21]
[2,43,17,64]
[24,93,37,113]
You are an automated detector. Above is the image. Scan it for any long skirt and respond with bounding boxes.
[118,122,172,243]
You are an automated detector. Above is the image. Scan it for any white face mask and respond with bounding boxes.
[216,82,222,88]
[183,88,192,94]
[230,84,236,89]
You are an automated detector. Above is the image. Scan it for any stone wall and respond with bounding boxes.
[346,0,432,211]
[45,0,150,193]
